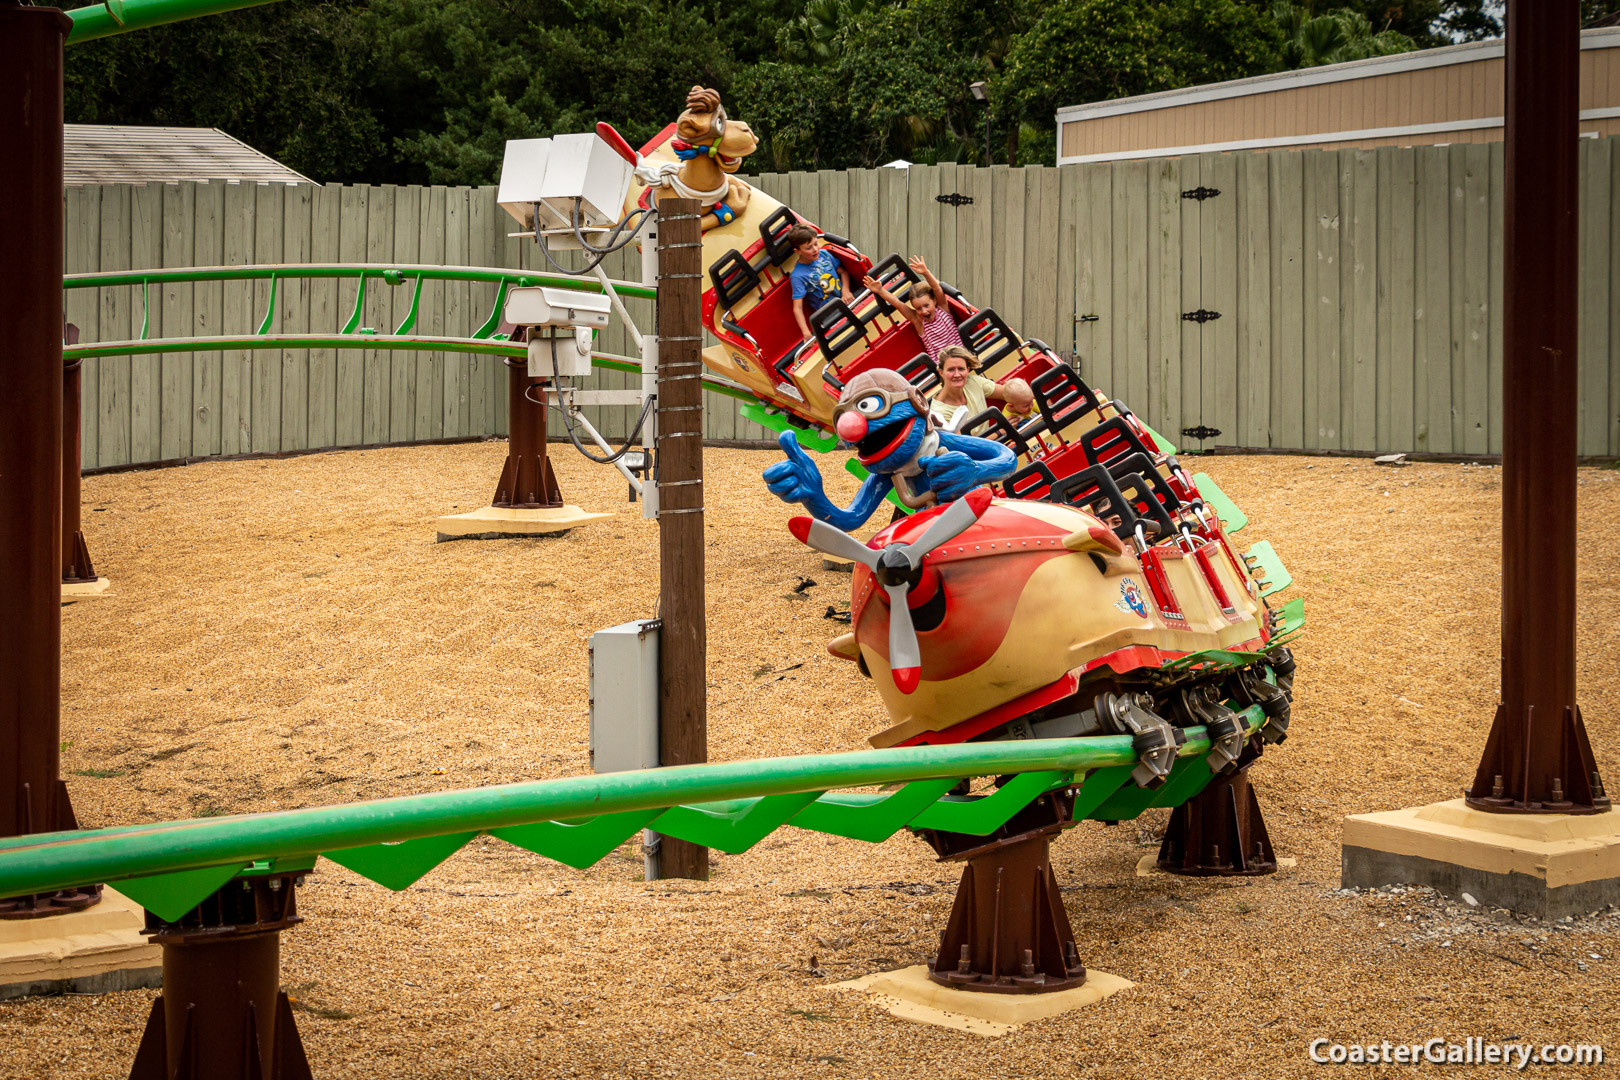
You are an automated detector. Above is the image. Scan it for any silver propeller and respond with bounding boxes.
[787,487,994,694]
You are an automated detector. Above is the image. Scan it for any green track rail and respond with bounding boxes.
[0,707,1266,921]
[58,263,760,404]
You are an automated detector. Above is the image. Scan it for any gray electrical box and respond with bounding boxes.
[588,619,660,774]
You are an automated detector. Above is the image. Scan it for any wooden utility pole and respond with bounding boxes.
[655,198,709,879]
[1466,1,1608,814]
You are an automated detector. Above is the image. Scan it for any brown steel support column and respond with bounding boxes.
[1466,1,1609,814]
[929,830,1087,993]
[492,356,565,509]
[63,344,99,585]
[655,199,708,880]
[129,876,312,1080]
[0,3,76,849]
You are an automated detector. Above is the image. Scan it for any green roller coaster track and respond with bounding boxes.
[60,263,759,404]
[0,703,1279,922]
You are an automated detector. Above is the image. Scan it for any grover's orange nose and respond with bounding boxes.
[836,412,868,440]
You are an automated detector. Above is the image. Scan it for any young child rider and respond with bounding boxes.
[861,255,962,361]
[787,224,854,343]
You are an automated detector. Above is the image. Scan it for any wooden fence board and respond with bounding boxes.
[1381,148,1418,452]
[1346,149,1378,451]
[1415,145,1452,453]
[1488,142,1505,455]
[1303,151,1342,450]
[1176,156,1202,443]
[1461,143,1492,456]
[129,183,163,464]
[97,185,133,467]
[308,184,340,449]
[65,186,101,468]
[1580,138,1613,458]
[1237,151,1272,448]
[1147,158,1181,430]
[281,184,313,452]
[220,180,256,455]
[1117,160,1149,414]
[1611,138,1620,456]
[159,182,195,460]
[192,182,225,458]
[335,184,368,447]
[1200,153,1239,447]
[1268,150,1305,449]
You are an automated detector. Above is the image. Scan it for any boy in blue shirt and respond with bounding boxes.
[786,224,853,343]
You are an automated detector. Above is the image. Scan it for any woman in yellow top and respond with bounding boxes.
[929,345,1034,432]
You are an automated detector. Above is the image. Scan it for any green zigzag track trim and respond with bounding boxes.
[116,862,245,923]
[1242,540,1293,598]
[1193,472,1247,533]
[1,712,1270,908]
[325,832,479,891]
[738,402,838,453]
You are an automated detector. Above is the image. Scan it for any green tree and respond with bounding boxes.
[1271,2,1417,68]
[1000,0,1283,163]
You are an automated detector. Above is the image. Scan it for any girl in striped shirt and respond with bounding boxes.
[861,256,963,361]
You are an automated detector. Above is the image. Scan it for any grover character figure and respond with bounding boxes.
[764,369,1016,530]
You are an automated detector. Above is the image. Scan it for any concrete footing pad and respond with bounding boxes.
[1342,799,1620,918]
[60,577,111,603]
[0,888,161,1001]
[830,964,1134,1036]
[435,505,612,542]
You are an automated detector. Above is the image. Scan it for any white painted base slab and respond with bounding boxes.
[0,888,161,1000]
[60,577,111,603]
[1136,852,1296,877]
[435,504,613,542]
[830,964,1134,1036]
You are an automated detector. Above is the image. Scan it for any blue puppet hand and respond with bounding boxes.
[763,431,830,507]
[762,430,895,531]
[920,450,989,502]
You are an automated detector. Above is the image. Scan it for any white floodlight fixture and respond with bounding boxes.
[969,81,989,104]
[496,132,635,238]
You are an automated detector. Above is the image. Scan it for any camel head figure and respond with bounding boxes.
[666,86,758,231]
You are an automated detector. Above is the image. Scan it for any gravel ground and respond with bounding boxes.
[3,443,1619,1079]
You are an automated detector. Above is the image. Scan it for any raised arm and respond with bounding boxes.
[862,275,922,335]
[908,256,945,301]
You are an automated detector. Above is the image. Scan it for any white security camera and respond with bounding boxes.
[504,287,612,379]
[504,286,611,330]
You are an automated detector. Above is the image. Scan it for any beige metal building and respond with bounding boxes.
[1057,26,1620,165]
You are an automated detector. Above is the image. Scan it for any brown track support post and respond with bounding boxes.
[62,336,99,585]
[0,2,98,919]
[921,788,1086,992]
[1465,1,1610,815]
[129,875,312,1080]
[1157,764,1277,877]
[655,199,709,881]
[493,355,565,509]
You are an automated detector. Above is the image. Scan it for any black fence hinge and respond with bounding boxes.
[1180,186,1221,201]
[1180,425,1222,440]
[935,193,974,207]
[1181,309,1222,324]
[1074,314,1100,324]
